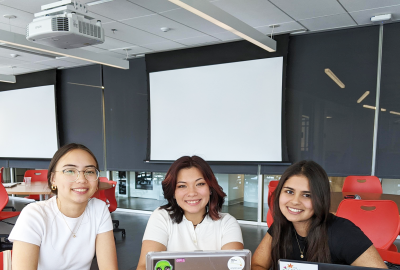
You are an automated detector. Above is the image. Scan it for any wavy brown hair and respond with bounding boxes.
[270,160,332,270]
[160,156,226,223]
[47,143,99,195]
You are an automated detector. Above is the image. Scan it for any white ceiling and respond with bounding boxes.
[0,0,399,75]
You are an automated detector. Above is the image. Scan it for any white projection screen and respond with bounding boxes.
[150,57,283,162]
[0,85,58,158]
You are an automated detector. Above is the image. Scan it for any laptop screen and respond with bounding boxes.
[279,259,384,270]
[146,250,251,270]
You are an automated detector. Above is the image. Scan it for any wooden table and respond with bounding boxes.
[330,192,400,213]
[5,182,51,200]
[4,181,113,201]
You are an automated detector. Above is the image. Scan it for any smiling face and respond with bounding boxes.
[174,167,210,222]
[279,174,314,234]
[51,149,99,207]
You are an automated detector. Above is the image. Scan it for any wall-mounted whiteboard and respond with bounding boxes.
[0,85,58,158]
[149,57,283,162]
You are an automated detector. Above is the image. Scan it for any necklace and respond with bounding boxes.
[193,215,206,229]
[58,198,85,238]
[294,231,305,259]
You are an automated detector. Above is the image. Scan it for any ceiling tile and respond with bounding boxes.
[92,36,136,50]
[80,46,108,53]
[0,0,51,14]
[108,46,152,55]
[350,5,400,25]
[161,8,227,34]
[102,21,169,45]
[339,0,400,12]
[0,24,26,35]
[141,41,186,51]
[0,55,30,67]
[270,0,347,20]
[14,62,53,70]
[0,4,34,28]
[126,0,180,13]
[299,13,357,31]
[0,47,53,62]
[86,0,154,21]
[255,21,305,35]
[212,0,294,27]
[0,66,31,75]
[209,31,242,42]
[122,14,207,40]
[35,59,85,68]
[174,35,220,46]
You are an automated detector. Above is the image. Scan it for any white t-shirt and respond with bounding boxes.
[9,196,113,270]
[142,208,243,251]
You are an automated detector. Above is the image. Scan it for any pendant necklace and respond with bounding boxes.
[58,198,85,238]
[294,231,305,259]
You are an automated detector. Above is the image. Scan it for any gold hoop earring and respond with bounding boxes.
[51,185,57,191]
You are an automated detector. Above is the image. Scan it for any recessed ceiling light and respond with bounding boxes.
[86,0,113,6]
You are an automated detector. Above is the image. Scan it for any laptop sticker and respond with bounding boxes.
[227,256,245,270]
[279,262,318,270]
[154,259,174,270]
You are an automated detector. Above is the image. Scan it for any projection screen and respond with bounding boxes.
[149,57,283,162]
[0,85,58,158]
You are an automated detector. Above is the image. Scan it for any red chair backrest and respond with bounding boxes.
[267,180,279,207]
[336,200,400,250]
[0,181,9,211]
[342,175,382,193]
[93,178,117,213]
[24,170,48,182]
[0,167,3,183]
[377,248,400,265]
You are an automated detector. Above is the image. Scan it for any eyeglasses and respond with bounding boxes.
[54,168,99,182]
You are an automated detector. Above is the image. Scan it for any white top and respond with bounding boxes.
[142,208,243,251]
[9,196,113,270]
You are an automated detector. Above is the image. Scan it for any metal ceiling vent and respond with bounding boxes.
[52,17,69,31]
[78,21,100,38]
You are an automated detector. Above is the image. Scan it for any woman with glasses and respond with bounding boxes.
[9,143,118,270]
[136,156,244,270]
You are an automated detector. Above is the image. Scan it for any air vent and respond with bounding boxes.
[51,17,69,31]
[78,21,100,38]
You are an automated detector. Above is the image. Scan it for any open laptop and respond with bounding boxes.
[146,250,251,270]
[279,259,384,270]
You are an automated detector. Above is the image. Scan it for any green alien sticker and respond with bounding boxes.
[155,260,173,270]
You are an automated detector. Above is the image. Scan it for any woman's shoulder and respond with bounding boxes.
[215,212,239,226]
[151,207,173,221]
[88,197,108,208]
[18,197,56,222]
[328,214,357,230]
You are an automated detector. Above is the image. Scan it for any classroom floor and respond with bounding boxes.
[116,197,258,221]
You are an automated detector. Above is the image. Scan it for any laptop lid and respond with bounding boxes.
[146,250,251,270]
[279,259,384,270]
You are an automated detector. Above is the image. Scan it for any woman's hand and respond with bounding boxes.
[96,230,118,270]
[136,240,167,270]
[251,232,272,270]
[12,240,40,270]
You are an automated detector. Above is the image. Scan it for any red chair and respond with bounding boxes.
[23,170,48,200]
[0,167,3,183]
[377,248,400,265]
[0,181,20,251]
[342,175,382,194]
[266,180,279,226]
[336,200,400,250]
[93,178,125,238]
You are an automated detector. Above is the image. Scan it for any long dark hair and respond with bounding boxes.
[47,143,99,195]
[270,160,332,269]
[160,156,226,223]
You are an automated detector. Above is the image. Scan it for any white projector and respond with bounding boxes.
[27,0,105,49]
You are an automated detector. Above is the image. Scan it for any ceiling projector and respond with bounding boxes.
[26,0,105,49]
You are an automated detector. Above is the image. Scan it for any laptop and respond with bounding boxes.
[279,259,384,270]
[3,183,18,188]
[146,250,251,270]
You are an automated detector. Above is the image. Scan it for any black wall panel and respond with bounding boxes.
[285,26,380,176]
[0,69,56,169]
[376,23,400,178]
[56,65,105,170]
